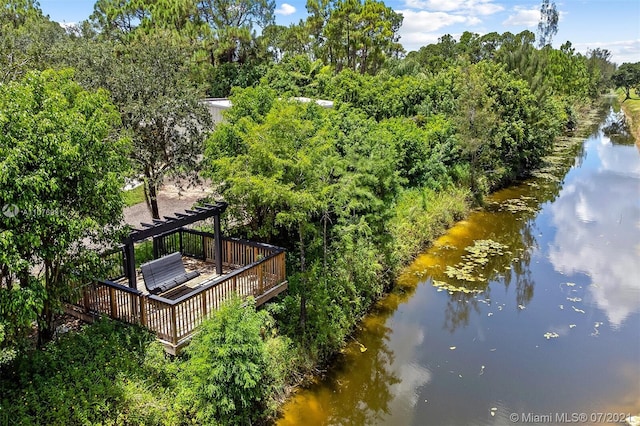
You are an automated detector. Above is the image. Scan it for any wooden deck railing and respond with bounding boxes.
[67,235,287,354]
[143,249,286,348]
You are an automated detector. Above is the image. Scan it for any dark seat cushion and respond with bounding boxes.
[140,252,200,294]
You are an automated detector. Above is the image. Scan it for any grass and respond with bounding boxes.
[123,184,146,207]
[135,239,155,267]
[389,186,471,268]
[617,88,640,145]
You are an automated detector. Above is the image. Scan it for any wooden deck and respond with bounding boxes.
[65,233,287,354]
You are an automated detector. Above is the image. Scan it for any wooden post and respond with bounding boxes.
[140,296,147,327]
[109,287,117,318]
[124,242,137,289]
[152,237,159,259]
[201,291,208,317]
[131,293,138,323]
[83,285,90,313]
[282,253,286,281]
[214,214,223,275]
[257,264,263,295]
[171,306,178,346]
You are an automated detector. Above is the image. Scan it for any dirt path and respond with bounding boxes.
[123,179,215,228]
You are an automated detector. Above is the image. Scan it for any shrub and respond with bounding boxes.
[175,297,273,425]
[0,318,172,425]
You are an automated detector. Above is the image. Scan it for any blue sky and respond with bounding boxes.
[39,0,640,64]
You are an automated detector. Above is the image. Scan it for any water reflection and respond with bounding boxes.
[548,126,640,327]
[278,290,405,426]
[601,109,636,145]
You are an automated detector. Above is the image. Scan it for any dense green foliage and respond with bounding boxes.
[175,298,292,425]
[0,69,127,352]
[0,0,66,83]
[0,306,293,425]
[0,319,172,425]
[202,49,571,370]
[0,0,616,424]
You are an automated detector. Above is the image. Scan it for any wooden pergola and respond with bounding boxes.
[66,200,287,353]
[122,201,228,289]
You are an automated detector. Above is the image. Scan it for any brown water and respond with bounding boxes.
[278,104,640,425]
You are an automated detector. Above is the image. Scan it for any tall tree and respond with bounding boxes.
[0,0,66,83]
[0,69,127,349]
[112,33,212,219]
[308,0,403,73]
[612,62,640,100]
[89,0,148,39]
[205,96,337,331]
[60,32,213,219]
[306,0,335,61]
[537,0,558,48]
[541,41,592,99]
[586,48,615,95]
[197,0,275,64]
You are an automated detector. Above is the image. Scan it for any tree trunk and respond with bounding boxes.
[145,179,161,220]
[298,224,307,333]
[38,300,54,347]
[38,260,55,347]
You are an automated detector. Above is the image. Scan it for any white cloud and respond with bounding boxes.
[471,0,504,16]
[572,39,640,66]
[56,21,77,29]
[399,31,446,52]
[403,0,503,15]
[504,6,567,29]
[503,6,539,27]
[397,0,502,51]
[275,3,296,16]
[398,10,470,33]
[397,9,484,52]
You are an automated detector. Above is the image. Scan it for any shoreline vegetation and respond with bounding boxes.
[1,1,627,424]
[617,89,640,146]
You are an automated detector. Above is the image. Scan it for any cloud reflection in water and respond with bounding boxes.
[548,136,640,327]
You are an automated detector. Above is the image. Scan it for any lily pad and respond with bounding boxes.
[442,239,508,283]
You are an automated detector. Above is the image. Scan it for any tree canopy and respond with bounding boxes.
[0,69,127,351]
[56,31,213,219]
[612,62,640,100]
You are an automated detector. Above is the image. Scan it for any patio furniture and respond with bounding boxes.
[140,252,200,294]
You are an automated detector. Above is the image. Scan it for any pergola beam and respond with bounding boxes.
[122,201,228,288]
[123,202,227,244]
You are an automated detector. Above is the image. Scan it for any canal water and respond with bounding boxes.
[278,104,640,425]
